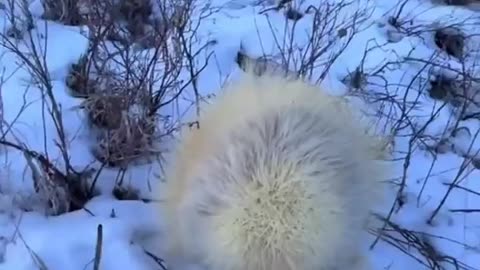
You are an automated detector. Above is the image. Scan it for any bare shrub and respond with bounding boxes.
[0,7,100,214]
[2,0,34,39]
[342,3,480,268]
[240,0,374,84]
[370,214,478,270]
[0,0,214,214]
[62,0,215,170]
[351,47,479,269]
[41,0,84,25]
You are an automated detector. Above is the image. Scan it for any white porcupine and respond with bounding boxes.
[161,72,390,270]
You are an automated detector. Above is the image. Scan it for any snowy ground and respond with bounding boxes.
[0,0,479,269]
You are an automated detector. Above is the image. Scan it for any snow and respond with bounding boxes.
[0,0,479,269]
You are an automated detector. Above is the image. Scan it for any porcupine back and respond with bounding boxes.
[161,73,388,270]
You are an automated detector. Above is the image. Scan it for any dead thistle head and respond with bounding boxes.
[66,55,99,98]
[91,114,156,167]
[82,94,130,130]
[118,0,152,23]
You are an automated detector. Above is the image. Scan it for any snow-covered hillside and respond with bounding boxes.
[0,0,479,269]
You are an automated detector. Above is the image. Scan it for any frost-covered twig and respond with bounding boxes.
[370,214,478,270]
